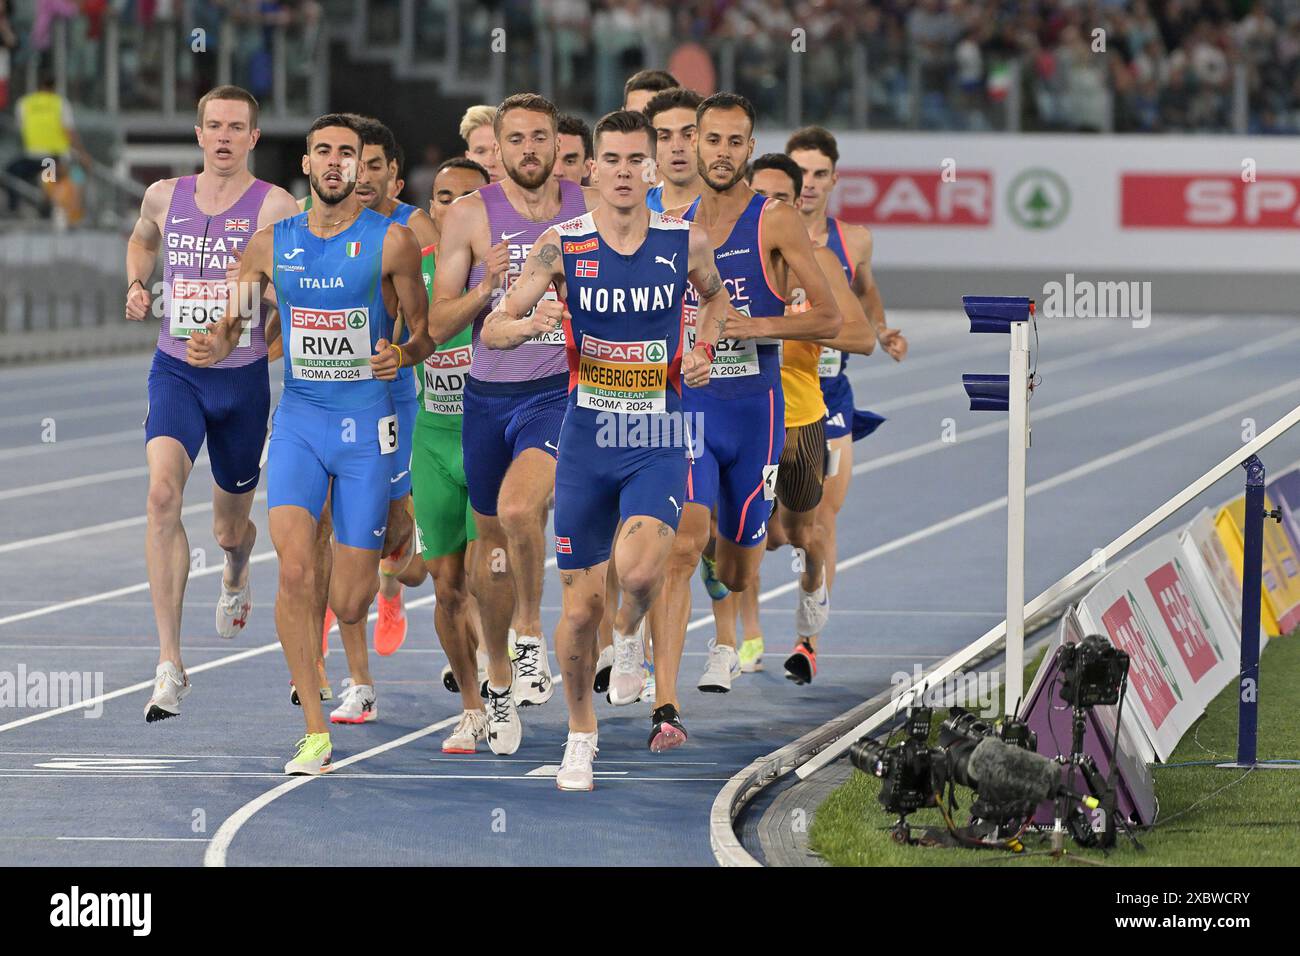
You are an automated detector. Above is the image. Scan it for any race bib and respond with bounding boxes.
[762,463,779,501]
[378,414,398,455]
[170,278,251,347]
[422,343,472,415]
[577,335,668,414]
[818,346,842,378]
[523,286,566,346]
[683,302,759,378]
[288,306,373,381]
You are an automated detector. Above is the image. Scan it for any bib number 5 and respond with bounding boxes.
[378,414,398,455]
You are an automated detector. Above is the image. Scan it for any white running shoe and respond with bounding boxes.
[485,682,522,755]
[593,644,615,693]
[556,731,599,791]
[608,625,646,706]
[215,576,251,639]
[697,640,741,693]
[144,661,189,722]
[329,678,377,724]
[795,581,830,638]
[442,709,489,754]
[512,635,555,706]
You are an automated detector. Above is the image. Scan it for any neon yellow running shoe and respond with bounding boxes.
[284,732,333,775]
[738,635,765,673]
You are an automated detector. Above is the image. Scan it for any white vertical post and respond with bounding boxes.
[1005,319,1030,716]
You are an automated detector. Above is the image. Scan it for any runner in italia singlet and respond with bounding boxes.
[266,206,400,549]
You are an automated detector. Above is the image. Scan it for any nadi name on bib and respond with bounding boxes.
[577,335,667,413]
[423,344,472,415]
[289,306,372,380]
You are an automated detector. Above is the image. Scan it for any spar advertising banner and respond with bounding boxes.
[1076,531,1237,762]
[1265,466,1300,571]
[754,131,1300,272]
[1216,494,1300,636]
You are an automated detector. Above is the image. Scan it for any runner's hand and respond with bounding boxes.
[720,304,759,341]
[682,346,712,388]
[527,300,567,338]
[878,326,907,361]
[371,338,400,381]
[125,281,151,322]
[225,246,243,285]
[186,328,223,367]
[478,240,510,295]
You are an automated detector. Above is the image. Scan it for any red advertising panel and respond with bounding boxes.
[831,170,993,226]
[1145,563,1218,683]
[1122,174,1300,229]
[1100,594,1178,729]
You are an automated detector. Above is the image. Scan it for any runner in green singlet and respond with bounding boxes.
[414,157,494,752]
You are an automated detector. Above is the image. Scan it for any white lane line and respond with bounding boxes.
[686,375,1300,632]
[0,551,277,630]
[0,493,265,555]
[56,836,210,843]
[0,590,438,732]
[0,429,141,462]
[864,320,1216,414]
[0,557,562,726]
[0,455,210,503]
[202,716,460,866]
[852,324,1300,477]
[0,398,145,430]
[0,750,283,759]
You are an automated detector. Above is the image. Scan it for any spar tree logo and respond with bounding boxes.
[1007,168,1070,230]
[347,310,367,329]
[646,341,666,363]
[1100,593,1179,729]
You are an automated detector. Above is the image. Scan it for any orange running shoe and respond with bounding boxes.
[321,606,335,659]
[374,586,407,656]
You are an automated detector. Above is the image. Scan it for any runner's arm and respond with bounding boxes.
[403,207,439,251]
[428,195,495,342]
[808,245,874,355]
[480,228,564,350]
[846,224,906,361]
[124,181,167,321]
[727,201,840,342]
[373,223,434,380]
[683,223,726,387]
[186,225,272,367]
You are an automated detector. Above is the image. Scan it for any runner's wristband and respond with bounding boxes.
[390,343,405,368]
[127,279,145,295]
[699,342,716,363]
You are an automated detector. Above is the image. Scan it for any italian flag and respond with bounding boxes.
[346,241,361,257]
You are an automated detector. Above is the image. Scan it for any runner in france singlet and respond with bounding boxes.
[681,193,787,400]
[465,179,587,385]
[818,216,856,381]
[159,175,272,368]
[271,207,397,409]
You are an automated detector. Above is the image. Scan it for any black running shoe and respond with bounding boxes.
[648,703,688,752]
[783,640,817,685]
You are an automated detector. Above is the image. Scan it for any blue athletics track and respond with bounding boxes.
[2,312,1297,866]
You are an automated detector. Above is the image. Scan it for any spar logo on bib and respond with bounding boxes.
[288,306,373,381]
[422,344,472,415]
[577,335,668,414]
